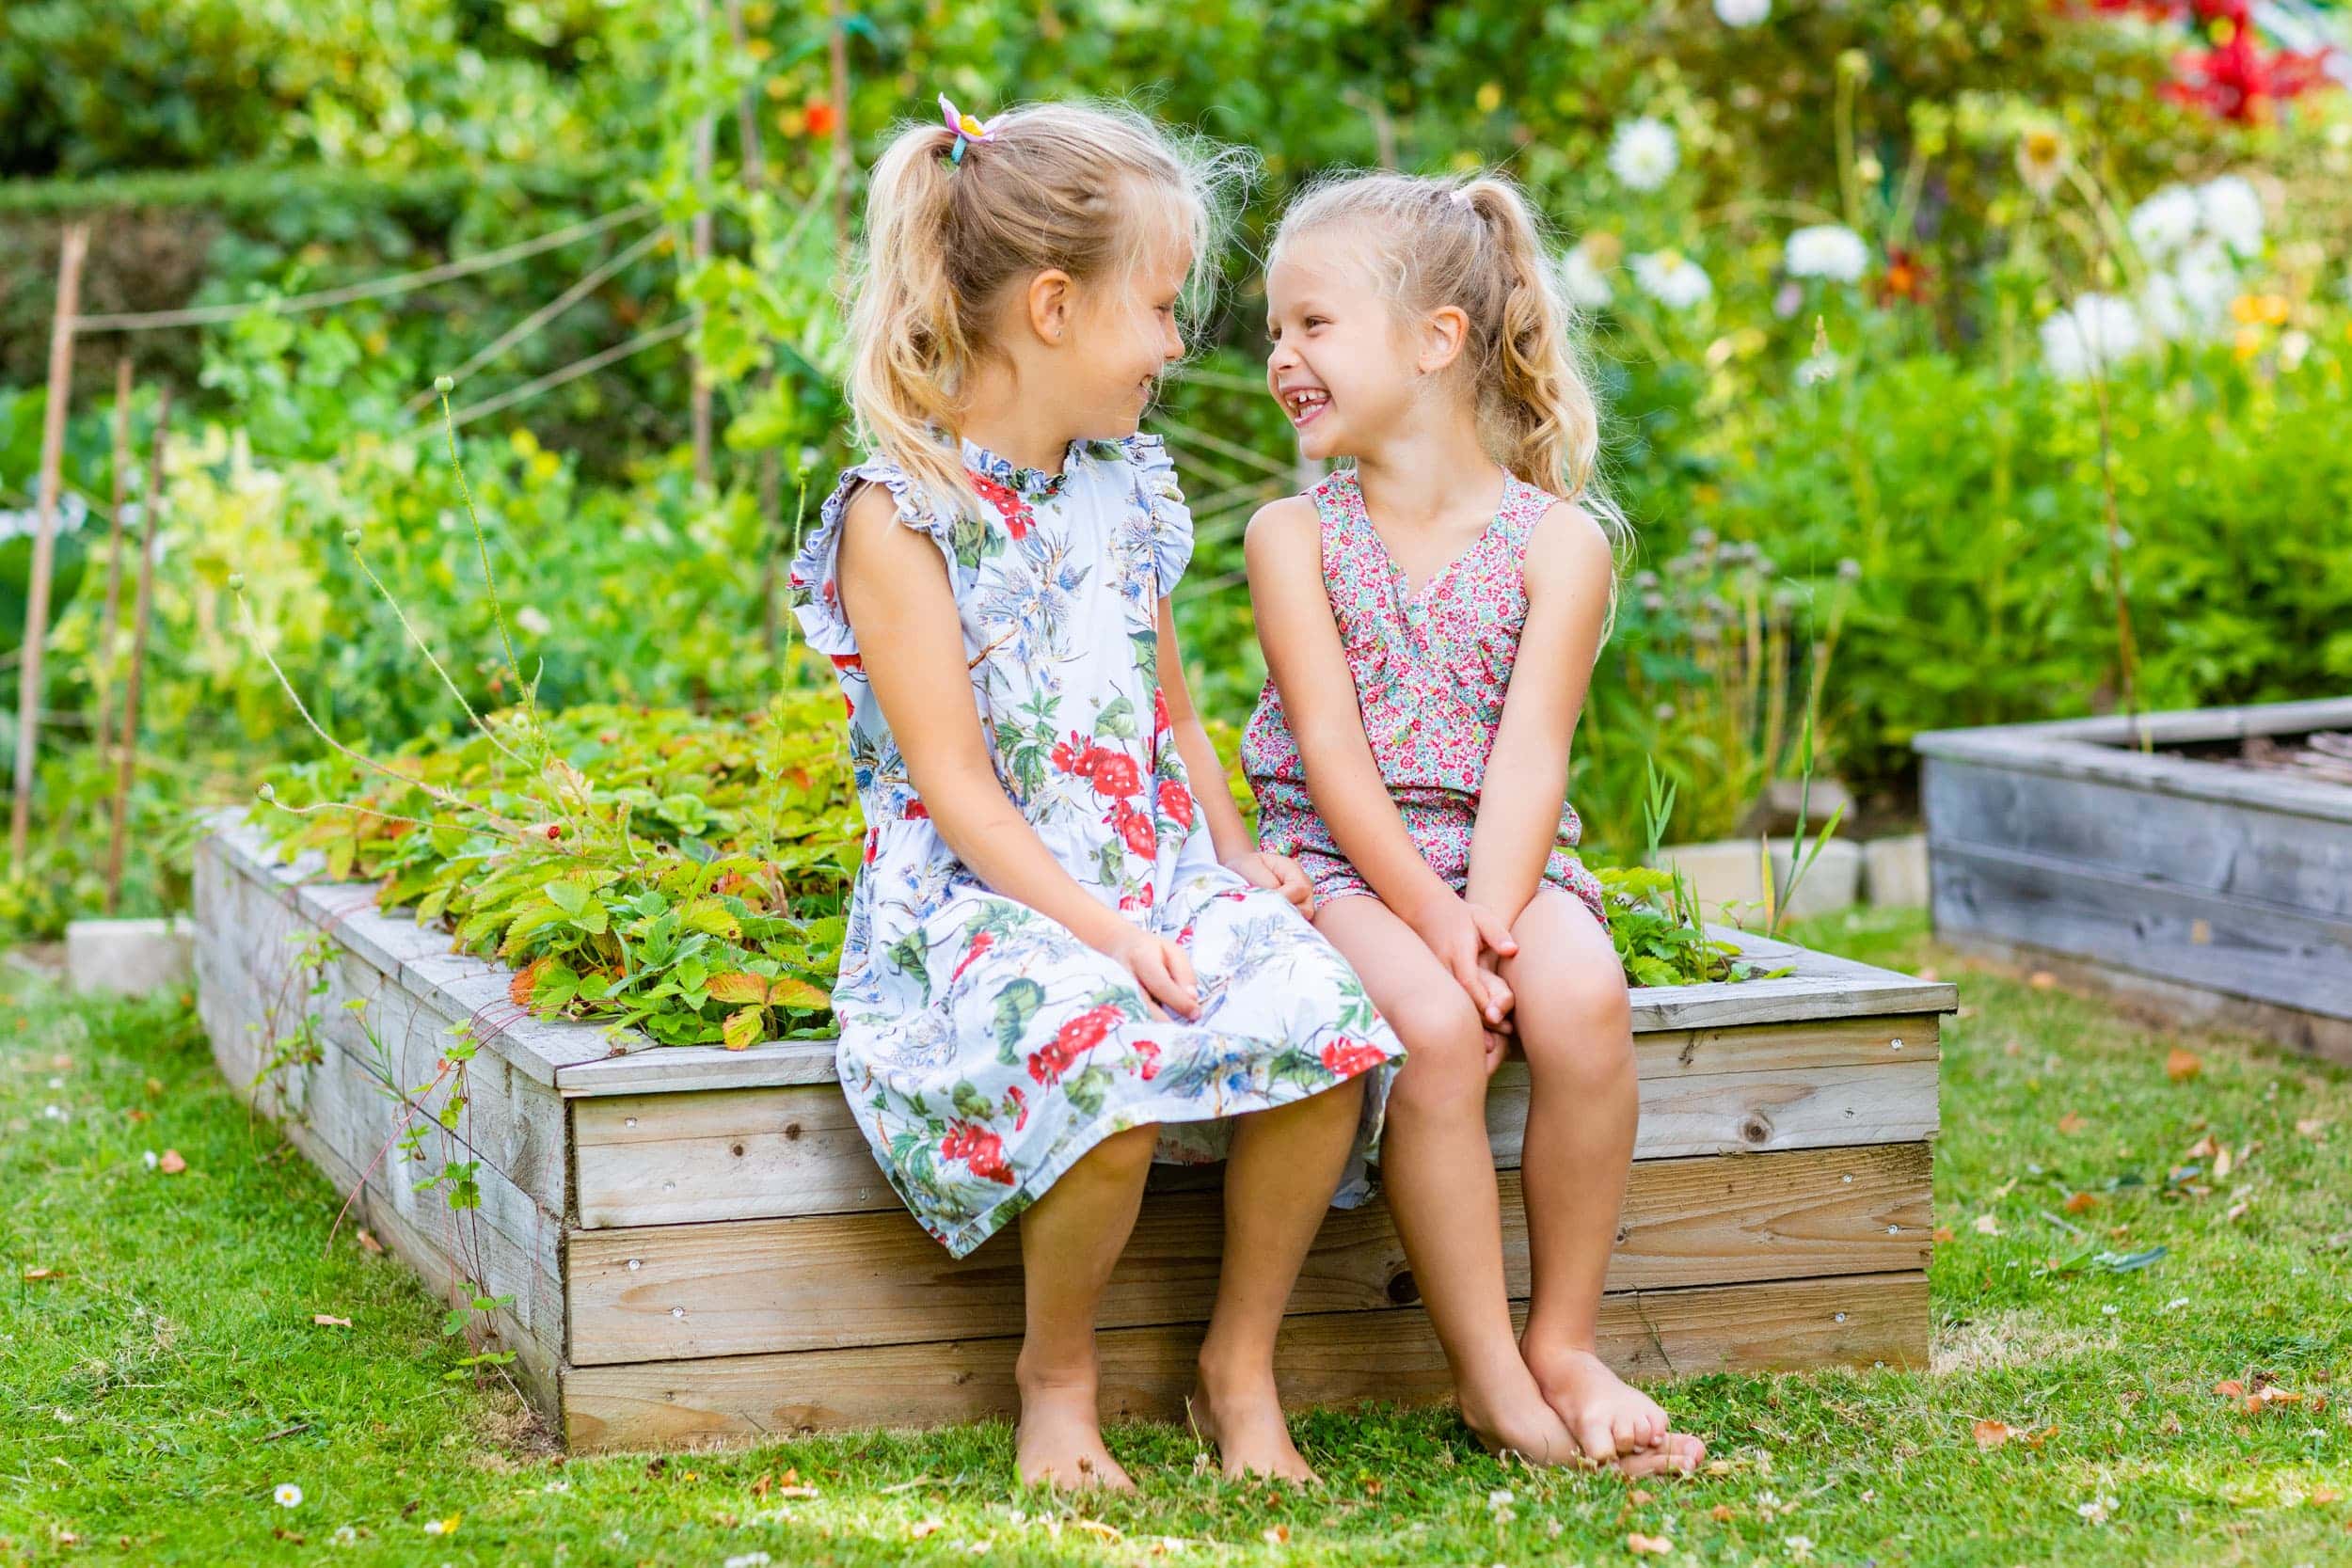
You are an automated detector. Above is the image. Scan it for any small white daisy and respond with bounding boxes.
[2040,293,2142,381]
[2195,174,2264,258]
[1608,118,1679,192]
[274,1483,303,1509]
[1783,224,1870,284]
[1630,250,1713,310]
[1560,240,1615,309]
[1715,0,1771,24]
[2126,183,2201,261]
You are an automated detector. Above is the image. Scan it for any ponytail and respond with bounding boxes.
[844,99,1249,520]
[1271,169,1629,579]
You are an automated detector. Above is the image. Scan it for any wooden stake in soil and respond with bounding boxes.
[690,0,717,489]
[103,384,168,913]
[828,0,851,261]
[92,356,134,749]
[10,220,89,865]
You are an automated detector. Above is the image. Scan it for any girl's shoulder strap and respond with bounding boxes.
[1493,470,1567,558]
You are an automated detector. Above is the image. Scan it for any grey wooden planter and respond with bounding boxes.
[1916,696,2352,1062]
[193,805,1952,1451]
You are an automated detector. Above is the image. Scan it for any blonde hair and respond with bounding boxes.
[845,99,1249,517]
[1270,169,1628,556]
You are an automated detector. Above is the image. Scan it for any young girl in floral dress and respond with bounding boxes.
[787,98,1405,1490]
[1242,171,1705,1476]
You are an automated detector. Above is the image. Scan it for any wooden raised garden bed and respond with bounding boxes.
[1916,696,2352,1065]
[193,806,1952,1453]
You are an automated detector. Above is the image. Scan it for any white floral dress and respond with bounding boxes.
[788,433,1406,1258]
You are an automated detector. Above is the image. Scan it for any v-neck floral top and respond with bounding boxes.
[1240,465,1606,922]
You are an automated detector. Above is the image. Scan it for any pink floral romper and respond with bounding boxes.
[1241,465,1608,926]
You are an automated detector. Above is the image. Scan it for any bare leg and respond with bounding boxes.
[1507,887,1706,1477]
[1189,1072,1370,1482]
[1015,1122,1159,1489]
[1314,895,1580,1465]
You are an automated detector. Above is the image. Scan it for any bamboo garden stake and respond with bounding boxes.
[11,221,90,864]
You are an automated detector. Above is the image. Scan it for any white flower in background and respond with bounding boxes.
[2126,183,2201,261]
[2136,273,2192,342]
[2196,174,2264,257]
[1796,348,1842,386]
[2041,293,2142,381]
[1783,224,1870,283]
[2171,239,2239,321]
[514,606,553,637]
[1560,240,1615,309]
[1608,118,1679,191]
[274,1483,304,1508]
[1715,0,1771,24]
[2077,1494,2119,1525]
[1630,250,1712,310]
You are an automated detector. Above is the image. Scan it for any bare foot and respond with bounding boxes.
[1525,1344,1704,1474]
[1189,1356,1316,1483]
[1015,1363,1134,1491]
[1457,1376,1585,1468]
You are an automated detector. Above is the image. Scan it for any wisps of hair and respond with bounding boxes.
[1269,168,1630,572]
[844,98,1254,518]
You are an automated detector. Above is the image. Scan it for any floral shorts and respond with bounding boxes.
[1257,789,1608,928]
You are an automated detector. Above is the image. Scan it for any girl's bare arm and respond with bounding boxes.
[1463,503,1616,928]
[835,484,1199,1018]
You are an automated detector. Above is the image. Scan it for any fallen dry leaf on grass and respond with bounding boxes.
[2028,971,2057,990]
[357,1230,384,1255]
[1973,1419,2014,1450]
[312,1314,352,1328]
[1627,1532,1674,1555]
[1261,1526,1290,1546]
[1931,1226,1956,1243]
[157,1149,186,1174]
[1710,1505,1736,1522]
[23,1266,57,1282]
[1974,1214,2001,1236]
[2064,1192,2099,1214]
[2165,1047,2202,1082]
[2058,1112,2088,1135]
[2296,1117,2327,1139]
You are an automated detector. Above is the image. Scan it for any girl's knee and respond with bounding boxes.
[1518,965,1634,1089]
[1384,994,1489,1112]
[1077,1122,1160,1181]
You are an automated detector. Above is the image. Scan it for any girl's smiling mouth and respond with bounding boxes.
[1278,385,1330,427]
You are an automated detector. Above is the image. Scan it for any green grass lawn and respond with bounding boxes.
[3,910,2348,1566]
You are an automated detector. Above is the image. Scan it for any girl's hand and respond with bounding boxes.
[1407,892,1518,1028]
[1094,921,1202,1022]
[1223,848,1314,915]
[1476,949,1515,1076]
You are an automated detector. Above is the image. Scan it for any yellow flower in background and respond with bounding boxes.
[1476,81,1502,114]
[2228,293,2290,326]
[2233,325,2264,360]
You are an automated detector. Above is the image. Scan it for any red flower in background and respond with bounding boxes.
[804,100,840,138]
[1874,247,1933,307]
[2068,0,2336,123]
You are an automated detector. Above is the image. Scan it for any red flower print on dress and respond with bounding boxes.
[1152,687,1171,737]
[1320,1037,1391,1077]
[1052,730,1099,779]
[1006,1085,1029,1132]
[829,651,864,674]
[966,470,1036,540]
[863,829,880,865]
[1027,1003,1123,1085]
[941,1120,1014,1184]
[1118,882,1156,915]
[1132,1039,1161,1081]
[952,929,994,982]
[903,800,929,819]
[1107,800,1157,858]
[1157,779,1194,830]
[1089,750,1143,800]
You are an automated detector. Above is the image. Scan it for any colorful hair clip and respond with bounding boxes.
[939,93,995,165]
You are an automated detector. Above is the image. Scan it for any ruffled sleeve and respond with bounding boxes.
[787,459,959,657]
[1120,433,1195,598]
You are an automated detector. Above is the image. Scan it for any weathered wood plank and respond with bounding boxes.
[1931,840,2352,1020]
[1915,700,2352,826]
[1943,931,2352,1068]
[562,1271,1930,1449]
[567,1143,1932,1365]
[572,1016,1942,1228]
[1924,757,2352,921]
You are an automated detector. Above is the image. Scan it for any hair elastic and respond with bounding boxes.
[939,93,996,165]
